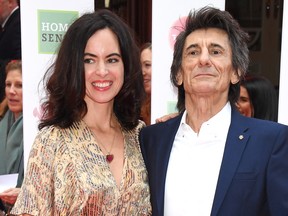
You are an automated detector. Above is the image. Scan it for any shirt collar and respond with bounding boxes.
[180,102,232,134]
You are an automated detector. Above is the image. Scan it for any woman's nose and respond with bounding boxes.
[95,62,108,76]
[8,86,17,94]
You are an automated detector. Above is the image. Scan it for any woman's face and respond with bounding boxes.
[5,69,23,117]
[140,48,152,94]
[236,85,254,117]
[84,28,124,106]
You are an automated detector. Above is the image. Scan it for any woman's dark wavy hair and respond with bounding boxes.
[241,74,278,121]
[38,9,145,131]
[171,6,250,112]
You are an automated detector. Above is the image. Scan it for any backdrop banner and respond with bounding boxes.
[20,1,94,169]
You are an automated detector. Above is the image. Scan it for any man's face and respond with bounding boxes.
[177,28,239,101]
[0,0,10,25]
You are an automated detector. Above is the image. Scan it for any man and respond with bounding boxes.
[140,6,288,216]
[0,0,21,105]
[0,0,21,59]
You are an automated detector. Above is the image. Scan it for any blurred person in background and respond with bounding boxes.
[0,0,21,59]
[236,74,278,121]
[140,42,152,125]
[0,60,23,214]
[0,0,21,123]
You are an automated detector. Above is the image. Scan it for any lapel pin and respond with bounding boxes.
[239,135,244,140]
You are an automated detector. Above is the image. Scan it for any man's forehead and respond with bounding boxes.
[185,29,230,47]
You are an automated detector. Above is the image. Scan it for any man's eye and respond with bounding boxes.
[189,51,197,55]
[211,50,221,55]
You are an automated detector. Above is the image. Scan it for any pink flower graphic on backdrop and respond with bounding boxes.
[33,104,44,120]
[169,16,187,50]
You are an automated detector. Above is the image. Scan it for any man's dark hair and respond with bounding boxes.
[170,6,250,112]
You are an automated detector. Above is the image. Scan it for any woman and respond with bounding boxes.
[140,42,152,125]
[11,9,151,215]
[0,60,23,212]
[236,74,278,121]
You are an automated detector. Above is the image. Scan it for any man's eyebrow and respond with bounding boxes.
[185,44,199,50]
[185,43,225,50]
[210,43,225,50]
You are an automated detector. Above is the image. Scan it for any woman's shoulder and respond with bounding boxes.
[37,120,89,142]
[136,120,147,133]
[37,124,61,138]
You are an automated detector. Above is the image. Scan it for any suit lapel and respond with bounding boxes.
[4,8,20,29]
[154,114,183,215]
[211,109,250,215]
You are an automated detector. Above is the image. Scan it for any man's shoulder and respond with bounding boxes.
[233,113,288,137]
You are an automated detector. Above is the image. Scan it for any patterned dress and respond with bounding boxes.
[11,120,151,215]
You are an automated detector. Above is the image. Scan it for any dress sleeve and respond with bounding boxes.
[11,126,59,216]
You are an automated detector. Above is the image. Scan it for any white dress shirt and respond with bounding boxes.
[164,102,232,216]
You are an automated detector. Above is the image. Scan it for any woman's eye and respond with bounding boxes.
[16,83,22,88]
[107,58,119,64]
[84,59,94,64]
[239,97,249,102]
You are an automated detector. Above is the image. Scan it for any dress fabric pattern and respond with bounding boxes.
[11,120,151,216]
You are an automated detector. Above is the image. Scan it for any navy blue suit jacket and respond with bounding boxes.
[0,8,21,60]
[0,8,21,101]
[140,108,288,216]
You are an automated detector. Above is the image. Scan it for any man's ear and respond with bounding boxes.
[176,70,183,85]
[231,69,240,84]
